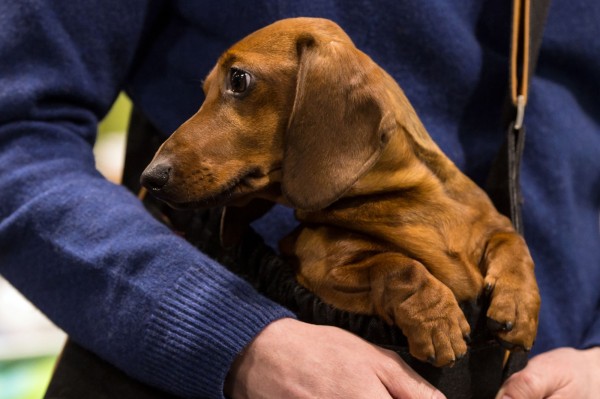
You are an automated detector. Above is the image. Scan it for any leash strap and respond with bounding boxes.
[486,0,551,235]
[486,0,551,381]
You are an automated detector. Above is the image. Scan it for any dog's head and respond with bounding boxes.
[141,18,396,210]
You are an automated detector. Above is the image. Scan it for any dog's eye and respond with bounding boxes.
[229,68,251,94]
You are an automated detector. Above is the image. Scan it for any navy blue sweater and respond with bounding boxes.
[0,1,598,398]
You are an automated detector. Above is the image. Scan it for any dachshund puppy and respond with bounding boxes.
[141,18,540,367]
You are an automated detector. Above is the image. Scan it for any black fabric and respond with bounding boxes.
[122,107,167,194]
[528,0,552,97]
[45,340,177,399]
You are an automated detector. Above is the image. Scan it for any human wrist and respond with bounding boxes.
[141,262,294,399]
[224,317,298,397]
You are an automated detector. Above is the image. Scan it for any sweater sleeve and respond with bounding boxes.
[0,2,293,398]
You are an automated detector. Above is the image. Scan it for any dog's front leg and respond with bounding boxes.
[289,226,470,367]
[481,231,540,351]
[369,253,471,366]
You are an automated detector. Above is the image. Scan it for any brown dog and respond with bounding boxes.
[141,17,540,367]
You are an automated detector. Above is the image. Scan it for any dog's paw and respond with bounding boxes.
[399,290,471,367]
[485,275,540,351]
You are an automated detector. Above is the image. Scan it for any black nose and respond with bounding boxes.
[140,163,172,191]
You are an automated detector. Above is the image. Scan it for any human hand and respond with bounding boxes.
[495,347,600,399]
[224,317,446,399]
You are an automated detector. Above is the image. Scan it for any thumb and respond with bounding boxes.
[377,349,447,399]
[495,369,556,399]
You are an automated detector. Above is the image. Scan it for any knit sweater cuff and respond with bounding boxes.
[142,264,295,399]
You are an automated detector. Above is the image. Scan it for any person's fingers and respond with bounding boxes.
[226,319,448,399]
[376,348,447,399]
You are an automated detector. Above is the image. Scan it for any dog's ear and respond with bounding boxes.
[282,36,393,211]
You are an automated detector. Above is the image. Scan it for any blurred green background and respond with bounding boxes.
[0,94,132,399]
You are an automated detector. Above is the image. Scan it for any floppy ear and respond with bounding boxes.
[282,36,393,211]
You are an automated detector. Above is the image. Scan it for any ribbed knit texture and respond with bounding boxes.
[0,1,598,398]
[143,267,293,398]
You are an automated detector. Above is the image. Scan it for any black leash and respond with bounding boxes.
[486,0,551,383]
[486,0,551,234]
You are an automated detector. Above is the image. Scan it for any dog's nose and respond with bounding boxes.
[140,163,172,191]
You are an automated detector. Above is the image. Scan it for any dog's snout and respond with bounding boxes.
[141,163,172,191]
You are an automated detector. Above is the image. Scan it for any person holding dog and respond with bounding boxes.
[0,1,598,398]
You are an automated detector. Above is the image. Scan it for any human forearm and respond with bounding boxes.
[0,123,293,398]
